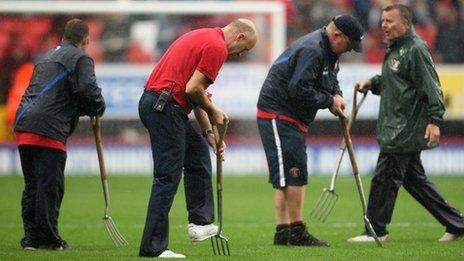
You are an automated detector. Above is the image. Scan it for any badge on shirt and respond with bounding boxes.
[323,66,329,75]
[390,58,400,71]
[289,167,300,178]
[399,48,405,56]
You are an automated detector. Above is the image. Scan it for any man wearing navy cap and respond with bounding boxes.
[257,15,363,247]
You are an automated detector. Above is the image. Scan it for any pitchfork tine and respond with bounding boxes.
[310,193,326,217]
[224,237,230,255]
[211,238,216,255]
[104,219,122,246]
[103,214,125,246]
[116,232,128,245]
[108,220,128,246]
[111,220,128,245]
[317,201,329,221]
[115,233,127,246]
[106,224,121,246]
[103,222,113,239]
[110,229,123,246]
[320,196,338,222]
[215,237,220,255]
[311,188,338,222]
[211,235,230,255]
[221,238,226,254]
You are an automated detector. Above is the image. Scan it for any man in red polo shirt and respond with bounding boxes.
[139,19,257,258]
[14,19,105,251]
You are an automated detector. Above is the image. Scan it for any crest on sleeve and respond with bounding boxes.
[399,48,405,56]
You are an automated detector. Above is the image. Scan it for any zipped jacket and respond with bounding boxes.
[370,28,445,152]
[15,42,105,143]
[257,28,342,127]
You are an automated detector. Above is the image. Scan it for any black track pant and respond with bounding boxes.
[366,151,464,236]
[18,145,67,247]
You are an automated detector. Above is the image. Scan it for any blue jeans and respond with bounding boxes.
[138,90,214,257]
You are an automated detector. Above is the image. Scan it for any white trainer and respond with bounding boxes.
[438,232,464,242]
[347,233,388,243]
[188,223,218,242]
[158,250,186,258]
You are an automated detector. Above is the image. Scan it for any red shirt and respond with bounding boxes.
[145,27,228,112]
[15,132,67,152]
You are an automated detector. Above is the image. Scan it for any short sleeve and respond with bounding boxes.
[197,45,228,83]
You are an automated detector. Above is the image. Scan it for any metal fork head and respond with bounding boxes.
[363,216,383,247]
[310,188,339,223]
[103,216,129,246]
[211,233,230,256]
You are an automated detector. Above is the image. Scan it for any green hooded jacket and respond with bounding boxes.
[370,28,445,153]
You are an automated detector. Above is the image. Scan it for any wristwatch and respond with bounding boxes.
[202,129,213,138]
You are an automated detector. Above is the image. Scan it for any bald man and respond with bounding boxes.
[139,19,257,258]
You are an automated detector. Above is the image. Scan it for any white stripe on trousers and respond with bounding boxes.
[271,119,285,187]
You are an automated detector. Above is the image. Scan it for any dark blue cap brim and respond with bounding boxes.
[351,40,362,52]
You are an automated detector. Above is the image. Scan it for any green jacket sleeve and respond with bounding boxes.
[409,44,445,126]
[369,75,382,95]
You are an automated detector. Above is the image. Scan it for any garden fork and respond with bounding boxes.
[91,116,128,246]
[310,89,367,222]
[211,119,230,256]
[337,110,382,247]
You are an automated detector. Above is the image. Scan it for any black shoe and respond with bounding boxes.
[289,224,329,247]
[21,236,38,251]
[39,240,69,251]
[274,228,290,245]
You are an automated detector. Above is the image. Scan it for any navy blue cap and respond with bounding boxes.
[333,15,363,52]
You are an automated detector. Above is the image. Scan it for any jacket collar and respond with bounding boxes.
[320,27,338,60]
[60,40,78,48]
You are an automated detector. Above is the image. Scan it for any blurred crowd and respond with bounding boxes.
[285,0,464,63]
[1,0,464,110]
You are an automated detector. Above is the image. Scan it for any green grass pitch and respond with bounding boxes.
[0,175,463,260]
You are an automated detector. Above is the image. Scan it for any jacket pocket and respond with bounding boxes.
[379,122,408,148]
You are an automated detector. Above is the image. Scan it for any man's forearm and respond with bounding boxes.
[185,85,215,113]
[193,107,212,131]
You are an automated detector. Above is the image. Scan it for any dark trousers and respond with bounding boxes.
[366,151,464,236]
[138,90,214,256]
[18,145,67,247]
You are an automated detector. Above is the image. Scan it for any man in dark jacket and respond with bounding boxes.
[257,15,363,247]
[14,19,105,250]
[348,4,464,243]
